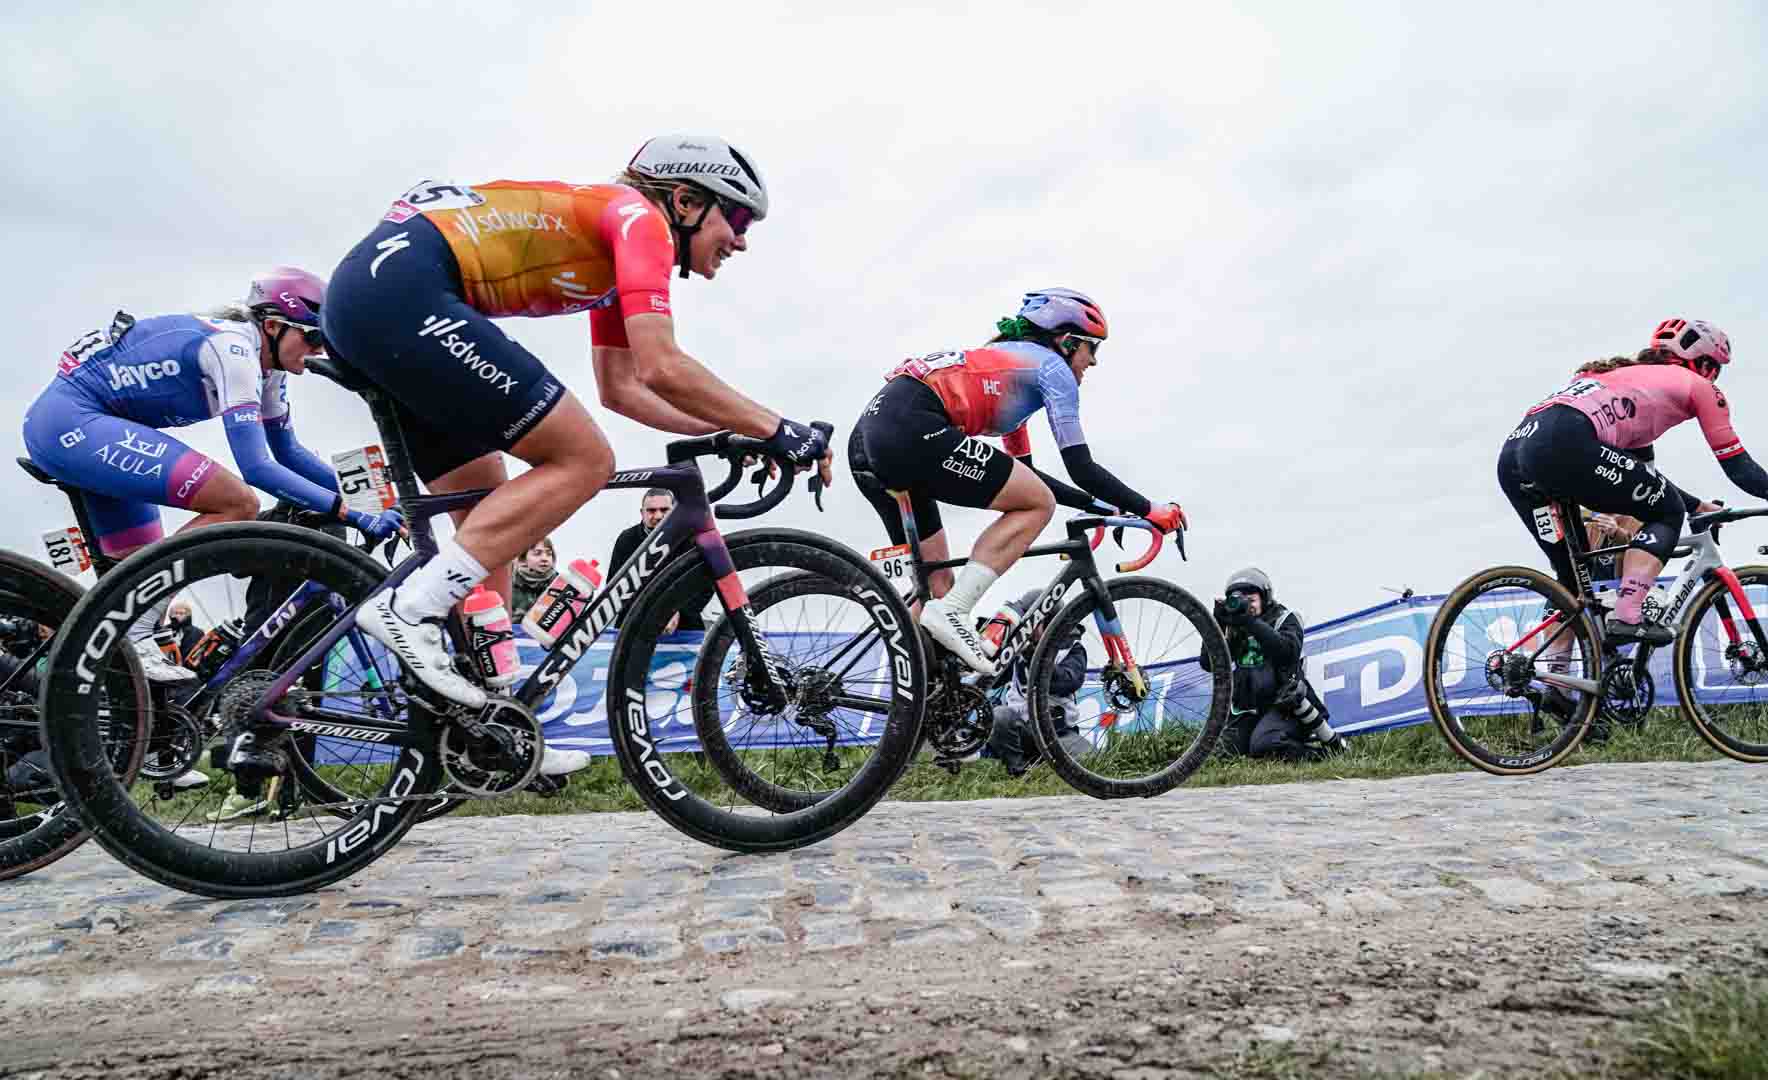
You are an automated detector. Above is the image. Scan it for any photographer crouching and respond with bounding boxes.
[1207,568,1345,761]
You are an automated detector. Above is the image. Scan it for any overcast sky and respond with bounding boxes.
[3,1,1765,624]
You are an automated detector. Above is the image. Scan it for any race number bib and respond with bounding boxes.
[42,526,90,576]
[384,181,484,223]
[58,328,108,375]
[869,544,912,589]
[332,446,396,514]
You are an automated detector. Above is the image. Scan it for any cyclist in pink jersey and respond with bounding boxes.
[850,289,1185,673]
[1498,319,1768,649]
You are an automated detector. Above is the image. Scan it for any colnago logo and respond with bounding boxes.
[994,584,1065,671]
[531,533,671,691]
[451,206,568,245]
[75,561,187,692]
[624,686,686,800]
[848,583,917,700]
[108,359,180,391]
[417,316,517,395]
[176,456,212,501]
[291,720,393,743]
[326,750,426,863]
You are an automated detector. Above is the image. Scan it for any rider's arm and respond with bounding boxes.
[257,374,340,491]
[1242,609,1302,667]
[621,316,779,438]
[1689,380,1768,499]
[1038,357,1154,517]
[590,346,719,435]
[200,336,339,515]
[1021,457,1098,511]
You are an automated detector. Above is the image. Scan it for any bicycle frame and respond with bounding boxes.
[1503,498,1768,696]
[250,379,790,735]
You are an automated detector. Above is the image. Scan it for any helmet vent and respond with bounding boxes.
[1680,328,1703,351]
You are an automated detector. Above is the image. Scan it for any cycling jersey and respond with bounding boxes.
[383,180,675,347]
[1528,364,1746,461]
[887,341,1085,456]
[23,314,340,553]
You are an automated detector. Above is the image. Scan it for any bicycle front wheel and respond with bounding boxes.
[1030,576,1230,799]
[608,528,925,852]
[1674,565,1768,762]
[41,523,442,898]
[1423,565,1601,775]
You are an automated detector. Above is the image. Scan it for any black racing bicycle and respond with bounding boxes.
[39,357,926,898]
[0,466,384,881]
[1425,486,1768,775]
[691,474,1231,804]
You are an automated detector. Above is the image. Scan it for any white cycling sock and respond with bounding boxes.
[941,563,1000,615]
[392,538,489,622]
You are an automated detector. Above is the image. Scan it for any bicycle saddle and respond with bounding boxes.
[16,458,60,489]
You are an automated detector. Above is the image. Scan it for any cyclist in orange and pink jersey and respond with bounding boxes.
[1499,318,1768,648]
[321,136,833,730]
[850,290,1185,673]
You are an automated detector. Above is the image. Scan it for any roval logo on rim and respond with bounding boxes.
[75,561,187,692]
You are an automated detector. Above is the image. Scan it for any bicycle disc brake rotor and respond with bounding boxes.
[1726,641,1768,685]
[440,698,543,798]
[926,683,990,758]
[1101,665,1145,711]
[1485,650,1534,696]
[1599,664,1654,727]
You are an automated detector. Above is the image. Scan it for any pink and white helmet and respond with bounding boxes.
[1650,318,1731,374]
[247,266,327,327]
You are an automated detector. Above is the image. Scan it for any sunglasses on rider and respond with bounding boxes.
[1068,333,1104,355]
[271,319,326,350]
[717,197,756,237]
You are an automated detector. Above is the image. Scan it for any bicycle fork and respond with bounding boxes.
[1085,580,1148,728]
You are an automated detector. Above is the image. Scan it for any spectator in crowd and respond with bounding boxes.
[511,538,558,619]
[162,598,204,667]
[1584,510,1642,582]
[983,590,1092,774]
[1205,567,1344,761]
[609,489,705,635]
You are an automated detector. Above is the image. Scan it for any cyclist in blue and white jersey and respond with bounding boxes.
[22,268,404,683]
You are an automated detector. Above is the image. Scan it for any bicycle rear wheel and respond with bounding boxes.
[608,528,924,852]
[1030,576,1230,799]
[1423,565,1601,775]
[41,523,442,898]
[0,551,151,880]
[1674,565,1768,762]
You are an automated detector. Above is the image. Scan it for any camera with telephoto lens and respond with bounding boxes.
[1213,592,1254,626]
[1274,676,1338,744]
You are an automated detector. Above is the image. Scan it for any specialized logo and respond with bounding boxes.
[417,316,517,395]
[370,231,410,278]
[107,358,180,391]
[616,203,648,240]
[647,161,741,179]
[291,720,392,743]
[610,470,654,484]
[450,206,568,245]
[75,561,186,691]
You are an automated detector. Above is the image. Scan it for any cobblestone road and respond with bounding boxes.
[4,761,1768,1078]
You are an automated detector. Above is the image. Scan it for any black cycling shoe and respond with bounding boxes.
[1603,616,1673,647]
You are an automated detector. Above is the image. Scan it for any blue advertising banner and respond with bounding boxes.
[319,575,1756,762]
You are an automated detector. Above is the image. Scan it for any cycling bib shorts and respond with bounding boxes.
[849,376,1015,543]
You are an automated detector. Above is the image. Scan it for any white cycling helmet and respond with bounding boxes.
[1650,318,1731,378]
[628,135,768,276]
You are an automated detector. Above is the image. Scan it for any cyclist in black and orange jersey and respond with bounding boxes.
[322,136,834,730]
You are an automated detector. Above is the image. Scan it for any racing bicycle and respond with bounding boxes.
[691,475,1231,805]
[39,357,925,898]
[1424,488,1768,775]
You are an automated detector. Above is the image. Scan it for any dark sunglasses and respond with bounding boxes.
[716,197,756,237]
[272,319,326,350]
[1068,333,1104,355]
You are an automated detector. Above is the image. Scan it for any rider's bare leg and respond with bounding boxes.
[426,452,514,609]
[173,468,261,538]
[919,531,954,609]
[919,462,1054,674]
[1615,548,1667,625]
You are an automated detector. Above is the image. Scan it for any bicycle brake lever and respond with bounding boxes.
[1174,527,1188,562]
[810,471,826,512]
[1111,525,1125,550]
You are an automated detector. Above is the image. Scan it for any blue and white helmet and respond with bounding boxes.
[1017,288,1109,340]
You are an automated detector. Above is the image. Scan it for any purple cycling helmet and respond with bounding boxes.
[1017,288,1108,340]
[247,266,326,327]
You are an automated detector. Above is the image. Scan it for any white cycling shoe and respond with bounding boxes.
[355,590,487,711]
[131,638,196,683]
[920,597,997,676]
[540,748,591,777]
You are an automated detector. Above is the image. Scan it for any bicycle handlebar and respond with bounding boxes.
[670,421,834,521]
[1086,516,1166,573]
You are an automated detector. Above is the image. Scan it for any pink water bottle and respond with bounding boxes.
[523,558,600,647]
[464,586,518,689]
